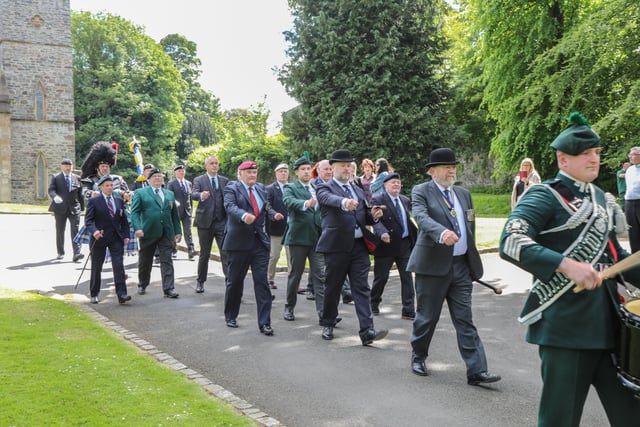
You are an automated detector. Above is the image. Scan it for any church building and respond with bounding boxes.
[0,0,75,203]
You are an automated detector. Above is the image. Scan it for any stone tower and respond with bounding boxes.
[0,0,75,203]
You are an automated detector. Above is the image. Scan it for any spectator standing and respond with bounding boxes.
[167,165,196,260]
[358,158,375,204]
[625,147,640,252]
[511,157,541,209]
[192,155,229,292]
[266,163,290,289]
[370,158,393,196]
[617,162,630,209]
[130,168,182,298]
[48,158,84,261]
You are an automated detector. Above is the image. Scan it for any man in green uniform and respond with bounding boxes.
[499,112,640,426]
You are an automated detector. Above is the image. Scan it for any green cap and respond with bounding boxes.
[293,156,311,170]
[550,112,600,155]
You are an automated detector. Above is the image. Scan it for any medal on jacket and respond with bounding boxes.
[441,189,456,217]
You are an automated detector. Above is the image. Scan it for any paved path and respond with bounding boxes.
[1,214,612,426]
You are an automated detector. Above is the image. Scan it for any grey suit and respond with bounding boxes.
[407,180,488,376]
[192,173,229,282]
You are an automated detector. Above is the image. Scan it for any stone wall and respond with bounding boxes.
[0,0,74,203]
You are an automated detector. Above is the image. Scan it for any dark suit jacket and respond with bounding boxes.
[266,181,288,236]
[48,172,84,214]
[282,180,321,246]
[222,181,275,251]
[130,186,182,240]
[316,179,375,254]
[372,191,417,258]
[192,173,229,228]
[84,195,129,245]
[166,178,192,219]
[407,180,483,280]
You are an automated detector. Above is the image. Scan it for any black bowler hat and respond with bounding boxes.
[425,148,459,169]
[329,149,355,164]
[383,172,401,183]
[97,175,113,186]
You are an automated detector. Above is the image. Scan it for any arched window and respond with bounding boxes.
[35,82,46,120]
[36,152,47,199]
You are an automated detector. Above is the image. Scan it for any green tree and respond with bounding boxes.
[160,34,220,161]
[279,0,454,188]
[189,105,287,183]
[462,0,640,189]
[72,12,186,181]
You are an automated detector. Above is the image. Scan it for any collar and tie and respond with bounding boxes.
[106,195,115,217]
[343,184,354,198]
[442,189,462,237]
[211,176,218,191]
[248,187,259,216]
[393,197,409,238]
[155,187,164,202]
[65,175,71,191]
[180,180,187,194]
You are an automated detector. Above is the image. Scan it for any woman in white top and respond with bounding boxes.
[511,157,541,209]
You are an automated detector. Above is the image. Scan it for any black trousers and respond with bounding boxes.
[371,237,415,315]
[197,220,228,282]
[138,235,175,292]
[625,199,640,252]
[89,238,126,298]
[55,212,81,256]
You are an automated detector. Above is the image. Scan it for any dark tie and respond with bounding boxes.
[212,177,218,191]
[155,188,162,202]
[444,189,461,236]
[343,184,354,198]
[395,198,408,237]
[181,180,187,194]
[107,196,114,217]
[248,187,259,216]
[65,175,70,192]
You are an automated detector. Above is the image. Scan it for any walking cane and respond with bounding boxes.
[74,231,101,289]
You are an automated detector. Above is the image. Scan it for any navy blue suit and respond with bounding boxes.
[84,194,130,298]
[316,179,377,333]
[222,180,276,328]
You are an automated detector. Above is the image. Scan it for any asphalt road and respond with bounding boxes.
[1,214,612,426]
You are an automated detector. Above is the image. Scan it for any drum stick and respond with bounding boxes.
[474,279,503,295]
[574,251,640,293]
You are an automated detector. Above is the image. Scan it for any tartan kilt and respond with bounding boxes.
[73,226,92,245]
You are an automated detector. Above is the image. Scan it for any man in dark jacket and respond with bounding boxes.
[48,158,84,261]
[266,163,289,289]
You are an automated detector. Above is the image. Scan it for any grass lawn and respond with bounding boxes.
[0,289,256,427]
[0,202,49,214]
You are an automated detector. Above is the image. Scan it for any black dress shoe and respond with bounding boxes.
[306,290,315,300]
[297,288,306,295]
[401,312,416,321]
[372,305,380,315]
[90,296,99,304]
[467,371,501,386]
[260,325,274,336]
[137,286,146,295]
[56,253,64,260]
[226,319,238,328]
[72,253,84,262]
[188,250,196,260]
[195,282,204,293]
[118,295,131,304]
[411,355,428,376]
[284,306,295,321]
[322,326,334,340]
[269,281,277,290]
[164,290,179,298]
[359,328,389,346]
[342,294,353,304]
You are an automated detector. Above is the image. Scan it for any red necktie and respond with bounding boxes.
[249,187,259,216]
[107,196,114,217]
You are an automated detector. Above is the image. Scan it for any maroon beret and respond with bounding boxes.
[238,161,258,170]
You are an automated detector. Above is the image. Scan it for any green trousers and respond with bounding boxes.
[538,346,640,427]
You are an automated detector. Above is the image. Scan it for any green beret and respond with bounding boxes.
[293,156,311,170]
[550,112,600,155]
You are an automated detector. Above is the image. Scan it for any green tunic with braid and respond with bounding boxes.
[499,173,640,349]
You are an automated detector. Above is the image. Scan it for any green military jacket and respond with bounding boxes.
[130,186,182,241]
[282,180,322,247]
[499,172,640,349]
